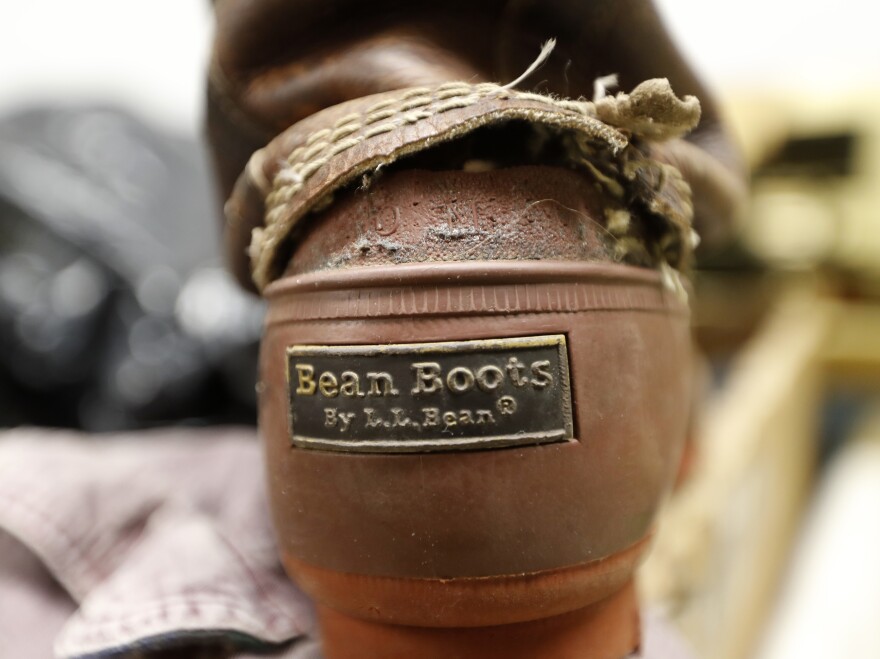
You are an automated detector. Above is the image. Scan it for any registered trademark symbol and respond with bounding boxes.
[497,396,517,415]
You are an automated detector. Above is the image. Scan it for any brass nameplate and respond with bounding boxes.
[286,335,573,453]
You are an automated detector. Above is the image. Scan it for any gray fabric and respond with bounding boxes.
[0,427,314,659]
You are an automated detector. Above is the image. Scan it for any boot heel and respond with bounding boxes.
[243,82,698,657]
[316,580,640,659]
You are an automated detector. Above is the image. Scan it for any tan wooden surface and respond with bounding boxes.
[641,287,828,659]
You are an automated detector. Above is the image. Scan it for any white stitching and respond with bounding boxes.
[362,122,396,138]
[328,123,360,141]
[398,96,433,111]
[327,135,365,156]
[363,108,397,125]
[301,140,329,162]
[402,110,433,123]
[365,97,397,113]
[332,112,361,128]
[434,86,473,100]
[434,95,482,113]
[399,86,432,99]
[254,81,695,288]
[267,83,596,224]
[304,128,331,146]
[436,81,471,91]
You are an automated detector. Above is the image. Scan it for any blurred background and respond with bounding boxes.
[0,3,262,431]
[1,2,878,658]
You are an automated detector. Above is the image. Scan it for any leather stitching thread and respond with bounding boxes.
[247,80,700,292]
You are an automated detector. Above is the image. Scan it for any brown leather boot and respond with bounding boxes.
[207,3,745,657]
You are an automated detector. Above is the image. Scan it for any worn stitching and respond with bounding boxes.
[266,84,556,218]
[304,128,331,146]
[331,112,361,128]
[363,108,397,125]
[251,80,696,290]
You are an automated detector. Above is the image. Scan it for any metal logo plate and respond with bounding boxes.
[286,334,574,453]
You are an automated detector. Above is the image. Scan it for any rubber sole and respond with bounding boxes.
[284,535,651,629]
[316,579,640,659]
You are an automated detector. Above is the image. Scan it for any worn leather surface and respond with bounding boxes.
[228,79,706,290]
[207,1,739,181]
[209,0,745,282]
[227,85,627,288]
[283,167,621,275]
[224,83,622,289]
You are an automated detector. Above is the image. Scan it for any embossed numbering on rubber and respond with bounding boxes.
[286,335,574,453]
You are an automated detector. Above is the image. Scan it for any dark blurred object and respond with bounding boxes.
[0,106,263,430]
[754,131,857,180]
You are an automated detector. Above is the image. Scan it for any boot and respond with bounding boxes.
[207,2,745,657]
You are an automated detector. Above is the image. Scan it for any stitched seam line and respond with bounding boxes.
[247,80,695,291]
[266,84,522,212]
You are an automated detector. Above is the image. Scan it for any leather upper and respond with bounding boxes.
[208,0,747,290]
